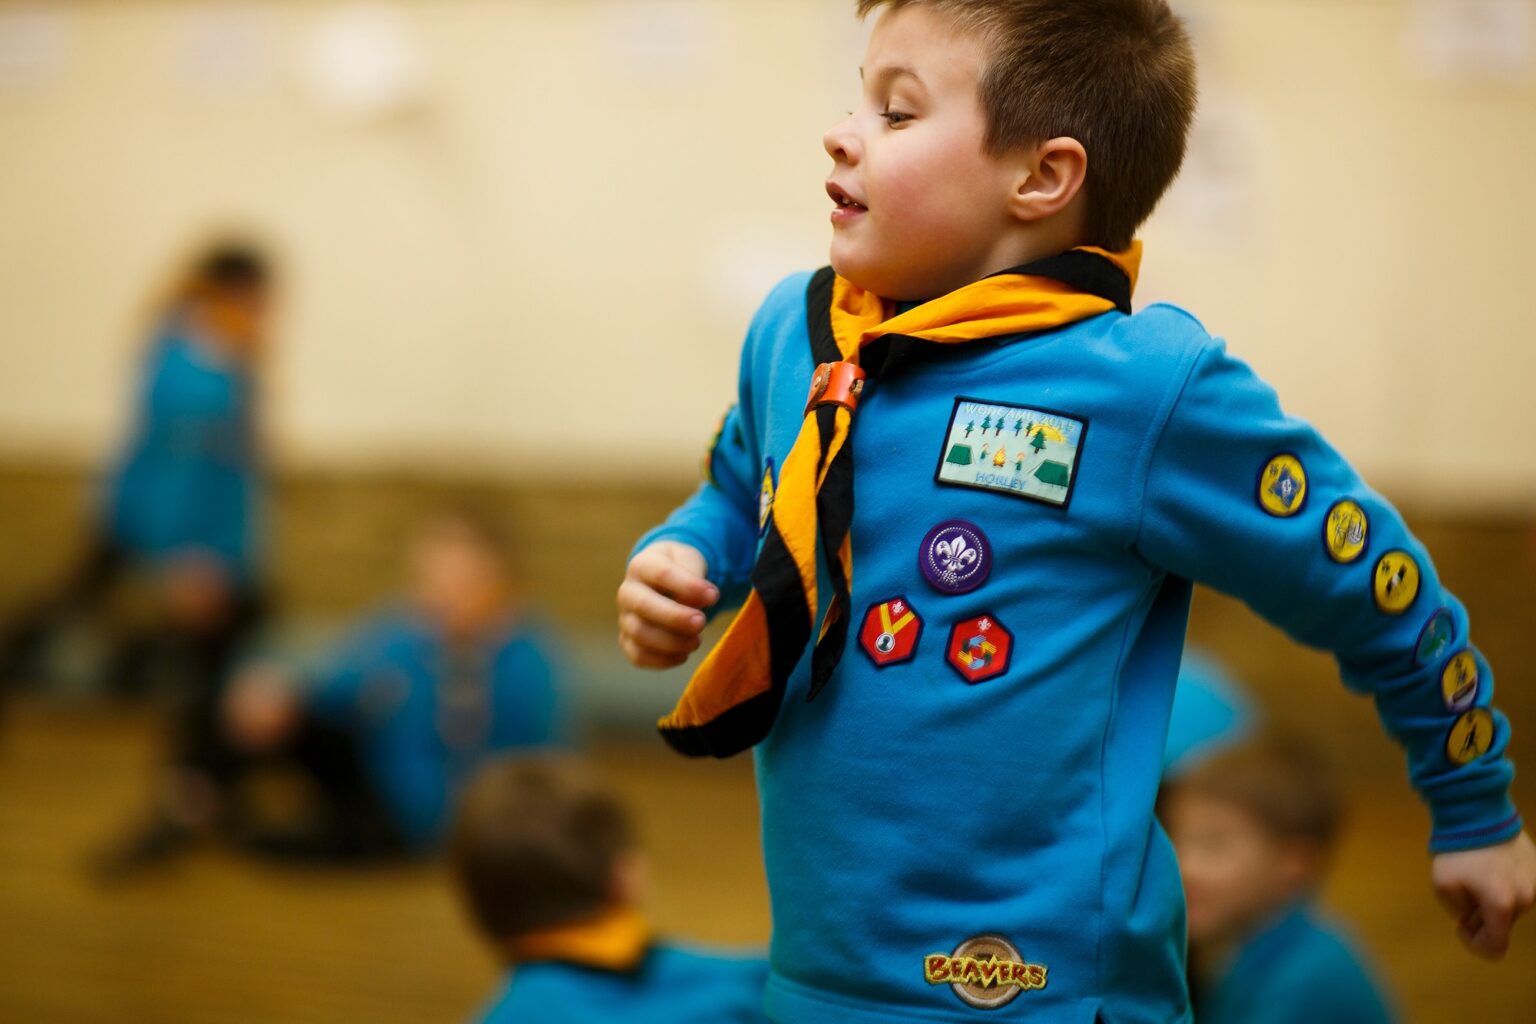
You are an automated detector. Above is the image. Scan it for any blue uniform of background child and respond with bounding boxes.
[228,511,567,859]
[618,2,1535,1021]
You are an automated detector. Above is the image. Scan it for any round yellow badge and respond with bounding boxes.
[1440,650,1479,713]
[1372,550,1420,615]
[1258,454,1308,517]
[1323,500,1369,564]
[1446,708,1494,766]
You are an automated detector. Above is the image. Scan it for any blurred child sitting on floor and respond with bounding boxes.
[223,510,566,861]
[449,754,769,1023]
[1162,734,1395,1024]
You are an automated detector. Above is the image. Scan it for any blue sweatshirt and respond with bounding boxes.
[477,945,769,1024]
[307,611,567,850]
[1195,903,1394,1024]
[103,320,262,583]
[636,272,1519,1023]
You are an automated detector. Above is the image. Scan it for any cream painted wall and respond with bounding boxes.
[0,0,1532,506]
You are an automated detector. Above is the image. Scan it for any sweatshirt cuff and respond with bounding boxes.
[1427,794,1523,854]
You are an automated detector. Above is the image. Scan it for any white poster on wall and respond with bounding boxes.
[1406,0,1535,81]
[177,3,273,98]
[0,4,65,92]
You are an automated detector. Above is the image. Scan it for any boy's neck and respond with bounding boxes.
[900,226,1096,304]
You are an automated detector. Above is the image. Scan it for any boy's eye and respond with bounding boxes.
[882,109,912,126]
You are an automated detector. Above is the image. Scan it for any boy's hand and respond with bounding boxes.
[224,667,300,752]
[617,542,718,669]
[1432,830,1536,960]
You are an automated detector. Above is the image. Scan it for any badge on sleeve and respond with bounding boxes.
[935,398,1086,508]
[919,520,993,595]
[858,596,923,668]
[1415,608,1456,666]
[1440,651,1479,713]
[1373,550,1421,614]
[1257,454,1307,517]
[758,459,776,535]
[1323,499,1369,563]
[1446,707,1494,766]
[703,407,732,485]
[946,614,1012,684]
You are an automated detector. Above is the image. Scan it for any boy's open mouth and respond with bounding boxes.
[826,181,867,211]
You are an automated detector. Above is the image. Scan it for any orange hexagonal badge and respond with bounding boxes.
[946,614,1013,684]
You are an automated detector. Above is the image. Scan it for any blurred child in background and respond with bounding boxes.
[449,754,769,1023]
[1162,735,1395,1024]
[222,510,567,862]
[0,241,274,875]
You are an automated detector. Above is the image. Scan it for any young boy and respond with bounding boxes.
[449,754,770,1023]
[1163,737,1394,1024]
[225,510,566,859]
[618,2,1535,1020]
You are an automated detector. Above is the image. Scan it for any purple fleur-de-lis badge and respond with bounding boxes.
[919,520,992,595]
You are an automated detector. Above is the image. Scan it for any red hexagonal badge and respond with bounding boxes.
[859,596,923,668]
[946,614,1013,684]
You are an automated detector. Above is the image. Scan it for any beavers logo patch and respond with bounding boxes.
[924,934,1048,1009]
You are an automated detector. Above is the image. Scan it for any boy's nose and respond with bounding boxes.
[823,116,859,165]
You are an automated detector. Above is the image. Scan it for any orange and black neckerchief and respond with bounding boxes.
[659,245,1142,758]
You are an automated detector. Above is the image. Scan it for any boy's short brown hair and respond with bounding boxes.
[1174,735,1343,848]
[857,0,1197,250]
[449,755,636,941]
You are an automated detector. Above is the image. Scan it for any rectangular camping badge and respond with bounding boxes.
[934,397,1087,508]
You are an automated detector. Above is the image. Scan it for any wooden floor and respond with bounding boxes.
[0,701,1531,1024]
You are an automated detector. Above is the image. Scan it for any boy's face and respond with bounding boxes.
[408,525,508,638]
[1165,788,1317,947]
[824,4,1020,301]
[197,284,270,355]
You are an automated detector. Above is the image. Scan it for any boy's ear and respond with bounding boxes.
[1277,837,1328,895]
[609,849,650,908]
[1007,137,1089,224]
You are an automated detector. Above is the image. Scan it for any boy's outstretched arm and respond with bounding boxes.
[1134,321,1535,960]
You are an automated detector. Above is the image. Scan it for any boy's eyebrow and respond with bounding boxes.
[859,64,925,88]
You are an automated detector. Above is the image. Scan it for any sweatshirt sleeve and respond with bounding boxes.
[1134,326,1520,853]
[632,274,811,601]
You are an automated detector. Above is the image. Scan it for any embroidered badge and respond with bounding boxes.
[924,934,1047,1010]
[946,614,1012,684]
[1415,609,1456,666]
[935,398,1086,508]
[1446,707,1494,766]
[759,459,776,535]
[919,520,993,595]
[1323,499,1369,563]
[703,406,732,485]
[1373,550,1421,615]
[1440,650,1480,713]
[859,596,923,668]
[1257,453,1308,517]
